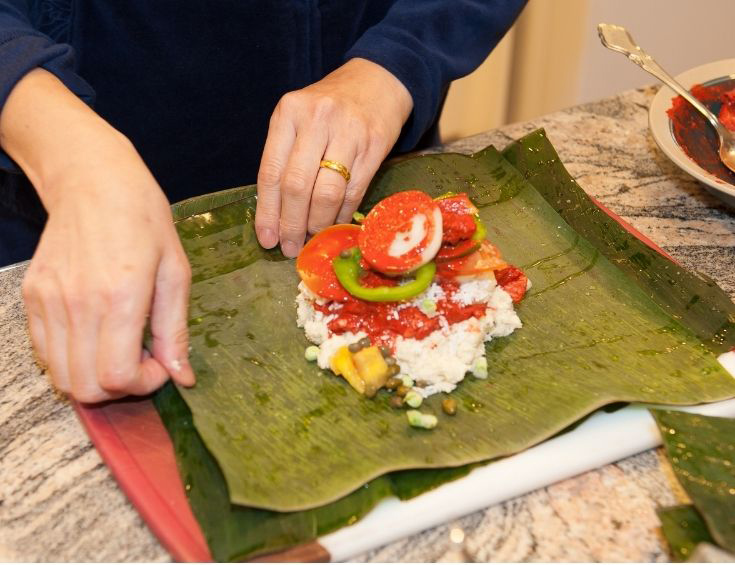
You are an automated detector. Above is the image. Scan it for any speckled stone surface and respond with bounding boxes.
[1,87,734,562]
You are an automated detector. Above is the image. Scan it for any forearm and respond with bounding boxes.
[5,72,194,403]
[0,68,131,210]
[345,0,526,150]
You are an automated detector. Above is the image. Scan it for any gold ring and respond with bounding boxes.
[319,159,351,183]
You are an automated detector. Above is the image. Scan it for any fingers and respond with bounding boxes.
[67,304,111,403]
[24,299,47,366]
[23,247,193,403]
[44,311,71,394]
[94,274,170,397]
[278,123,328,257]
[257,84,396,255]
[23,275,73,394]
[149,250,195,387]
[307,140,356,234]
[256,109,295,249]
[335,145,384,224]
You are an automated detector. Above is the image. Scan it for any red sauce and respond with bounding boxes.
[667,80,735,184]
[441,213,476,245]
[719,89,735,131]
[494,266,528,303]
[436,195,477,245]
[314,281,487,349]
[358,259,398,288]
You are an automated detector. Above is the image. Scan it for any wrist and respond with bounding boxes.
[0,68,138,210]
[343,58,414,122]
[38,124,141,211]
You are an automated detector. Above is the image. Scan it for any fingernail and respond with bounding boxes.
[281,240,299,257]
[169,357,196,387]
[257,228,278,248]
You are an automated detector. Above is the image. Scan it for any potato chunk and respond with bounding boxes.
[352,346,390,398]
[330,346,366,395]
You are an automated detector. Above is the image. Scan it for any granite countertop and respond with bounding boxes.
[1,86,734,562]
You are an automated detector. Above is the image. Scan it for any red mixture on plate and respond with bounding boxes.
[666,79,735,184]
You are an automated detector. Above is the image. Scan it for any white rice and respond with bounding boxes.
[295,277,523,397]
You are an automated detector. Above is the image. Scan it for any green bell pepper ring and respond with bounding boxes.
[434,191,458,201]
[332,248,436,302]
[472,215,487,242]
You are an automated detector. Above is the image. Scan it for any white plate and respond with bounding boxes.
[649,58,735,208]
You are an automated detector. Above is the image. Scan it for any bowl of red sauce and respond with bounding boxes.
[649,58,735,208]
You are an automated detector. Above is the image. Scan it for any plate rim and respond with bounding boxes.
[648,57,735,198]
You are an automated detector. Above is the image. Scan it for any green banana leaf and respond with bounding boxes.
[154,129,735,560]
[657,505,714,562]
[167,129,735,512]
[154,382,473,561]
[652,409,735,555]
[502,132,735,355]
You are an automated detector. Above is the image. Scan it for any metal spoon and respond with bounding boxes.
[598,23,735,174]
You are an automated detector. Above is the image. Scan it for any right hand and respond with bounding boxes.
[22,132,196,403]
[0,69,195,403]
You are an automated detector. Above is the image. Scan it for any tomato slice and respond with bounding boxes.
[494,265,528,303]
[435,192,478,215]
[436,194,479,245]
[436,216,486,262]
[359,190,442,275]
[296,224,360,301]
[436,240,508,282]
[435,238,481,262]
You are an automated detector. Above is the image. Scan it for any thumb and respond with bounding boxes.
[150,248,196,387]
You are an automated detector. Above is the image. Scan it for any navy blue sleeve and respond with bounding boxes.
[345,0,526,151]
[0,0,94,171]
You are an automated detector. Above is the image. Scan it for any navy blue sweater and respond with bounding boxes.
[0,0,525,264]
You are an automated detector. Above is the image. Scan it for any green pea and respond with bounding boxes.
[471,357,488,379]
[420,299,437,314]
[404,391,423,408]
[406,410,438,429]
[304,345,320,362]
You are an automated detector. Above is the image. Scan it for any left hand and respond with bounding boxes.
[255,58,413,257]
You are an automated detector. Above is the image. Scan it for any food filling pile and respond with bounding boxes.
[296,190,529,428]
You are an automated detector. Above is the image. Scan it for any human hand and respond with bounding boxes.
[21,134,196,402]
[255,58,413,257]
[0,69,195,403]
